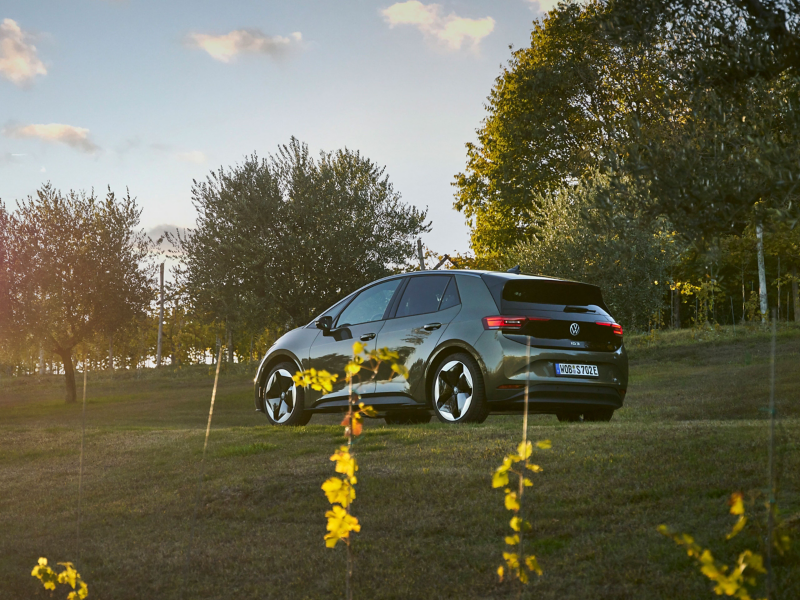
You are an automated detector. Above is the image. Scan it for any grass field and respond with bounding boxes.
[2,325,799,599]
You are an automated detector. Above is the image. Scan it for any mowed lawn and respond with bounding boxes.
[2,327,799,599]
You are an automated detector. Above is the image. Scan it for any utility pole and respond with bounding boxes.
[156,262,165,367]
[417,238,425,271]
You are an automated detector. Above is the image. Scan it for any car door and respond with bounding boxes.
[307,278,403,405]
[374,275,462,401]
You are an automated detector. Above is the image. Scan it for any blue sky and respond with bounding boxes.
[1,0,555,255]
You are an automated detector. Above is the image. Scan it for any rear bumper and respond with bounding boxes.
[489,383,624,413]
[474,330,629,413]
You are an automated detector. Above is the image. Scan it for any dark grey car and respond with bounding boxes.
[254,270,628,425]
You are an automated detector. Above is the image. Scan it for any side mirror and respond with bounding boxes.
[316,315,333,334]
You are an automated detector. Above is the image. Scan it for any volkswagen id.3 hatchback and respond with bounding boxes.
[254,270,628,425]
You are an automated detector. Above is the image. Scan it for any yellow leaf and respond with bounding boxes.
[522,477,533,487]
[504,490,520,511]
[526,464,542,472]
[535,439,552,450]
[497,566,504,582]
[729,492,745,516]
[352,341,365,355]
[524,555,543,576]
[517,440,532,459]
[510,516,522,532]
[505,534,520,545]
[321,477,355,507]
[345,362,361,376]
[391,363,410,378]
[492,469,509,488]
[726,516,747,540]
[324,505,361,548]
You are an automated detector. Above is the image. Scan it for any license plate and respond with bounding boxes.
[555,363,598,377]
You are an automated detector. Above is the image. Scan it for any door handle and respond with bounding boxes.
[360,333,376,341]
[423,323,442,331]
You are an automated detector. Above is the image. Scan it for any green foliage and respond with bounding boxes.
[503,177,679,330]
[453,0,668,257]
[175,138,429,330]
[31,558,88,600]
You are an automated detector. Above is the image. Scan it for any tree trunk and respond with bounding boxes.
[38,345,45,376]
[756,221,768,323]
[108,335,114,371]
[215,334,221,365]
[227,325,233,364]
[793,266,799,323]
[156,262,165,367]
[672,289,680,328]
[249,335,254,363]
[57,347,77,404]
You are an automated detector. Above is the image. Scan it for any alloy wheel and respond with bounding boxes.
[265,368,297,424]
[434,360,474,421]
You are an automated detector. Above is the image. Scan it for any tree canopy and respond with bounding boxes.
[0,185,154,401]
[175,138,430,331]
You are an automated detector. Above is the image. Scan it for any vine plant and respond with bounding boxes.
[293,341,408,600]
[31,557,88,599]
[658,492,791,600]
[492,337,551,592]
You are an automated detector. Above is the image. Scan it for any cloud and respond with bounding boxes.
[0,18,47,86]
[526,0,561,12]
[175,150,206,164]
[382,1,495,50]
[148,224,191,256]
[187,29,302,62]
[4,123,100,154]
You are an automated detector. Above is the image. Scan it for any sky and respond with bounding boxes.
[1,0,557,256]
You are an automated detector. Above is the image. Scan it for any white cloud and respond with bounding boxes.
[382,1,495,50]
[0,18,47,86]
[527,0,562,12]
[4,123,99,154]
[175,150,206,164]
[187,29,302,62]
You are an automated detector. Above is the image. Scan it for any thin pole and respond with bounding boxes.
[730,297,736,337]
[417,238,425,271]
[156,262,165,367]
[77,354,88,561]
[766,311,777,598]
[183,344,223,595]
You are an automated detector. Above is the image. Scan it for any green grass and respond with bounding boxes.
[2,325,799,599]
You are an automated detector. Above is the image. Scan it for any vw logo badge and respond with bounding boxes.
[569,323,580,336]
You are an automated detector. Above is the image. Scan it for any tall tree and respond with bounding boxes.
[453,1,668,258]
[2,185,154,402]
[176,138,429,331]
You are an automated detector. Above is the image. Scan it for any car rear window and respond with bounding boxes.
[502,280,606,307]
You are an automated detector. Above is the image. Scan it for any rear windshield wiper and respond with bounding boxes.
[563,306,595,313]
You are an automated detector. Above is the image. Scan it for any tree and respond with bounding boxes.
[503,176,679,330]
[176,138,429,332]
[453,1,669,258]
[2,185,154,402]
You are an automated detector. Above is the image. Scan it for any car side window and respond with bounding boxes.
[438,277,460,311]
[336,279,401,327]
[395,276,451,318]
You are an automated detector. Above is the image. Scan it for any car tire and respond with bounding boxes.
[262,362,311,426]
[430,353,488,424]
[384,412,432,425]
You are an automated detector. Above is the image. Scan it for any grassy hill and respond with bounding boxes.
[1,325,799,599]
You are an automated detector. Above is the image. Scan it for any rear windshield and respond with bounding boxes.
[502,280,606,307]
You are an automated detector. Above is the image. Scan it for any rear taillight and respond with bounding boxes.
[482,316,550,330]
[596,321,623,336]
